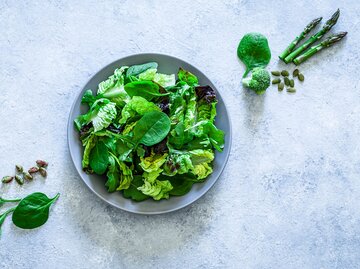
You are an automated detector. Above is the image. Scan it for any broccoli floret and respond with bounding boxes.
[242,67,270,95]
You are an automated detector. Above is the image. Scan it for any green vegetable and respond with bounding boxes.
[123,175,149,201]
[161,174,196,196]
[279,17,322,60]
[293,32,347,65]
[137,178,173,200]
[284,9,340,63]
[138,68,176,88]
[0,207,16,235]
[237,33,271,77]
[12,192,60,229]
[178,68,199,86]
[126,62,158,78]
[89,141,109,175]
[0,197,21,207]
[74,99,117,132]
[271,71,280,76]
[119,96,160,124]
[298,73,305,81]
[75,63,226,201]
[124,80,169,101]
[132,111,171,146]
[242,67,271,94]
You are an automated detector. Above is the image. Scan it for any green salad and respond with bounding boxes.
[74,62,225,201]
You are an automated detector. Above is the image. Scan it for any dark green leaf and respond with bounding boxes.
[124,81,169,101]
[105,155,120,192]
[126,62,158,78]
[133,111,171,146]
[123,176,149,202]
[178,68,198,86]
[237,32,271,77]
[12,193,60,229]
[89,141,109,174]
[159,174,196,196]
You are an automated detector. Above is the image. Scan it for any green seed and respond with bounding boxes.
[2,176,14,183]
[298,73,304,81]
[290,79,295,87]
[24,172,33,180]
[272,78,281,84]
[15,175,24,185]
[293,69,299,77]
[287,88,296,93]
[16,165,23,173]
[271,71,280,76]
[278,82,284,91]
[284,77,290,86]
[281,70,289,76]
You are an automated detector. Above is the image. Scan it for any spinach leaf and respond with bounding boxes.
[237,32,271,77]
[123,175,149,202]
[133,111,171,146]
[124,81,169,101]
[178,68,198,86]
[89,141,109,174]
[159,174,196,196]
[12,193,60,229]
[126,62,158,78]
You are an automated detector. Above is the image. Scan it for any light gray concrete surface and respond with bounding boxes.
[0,1,359,268]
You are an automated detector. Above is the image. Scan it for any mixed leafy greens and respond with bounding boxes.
[75,62,225,201]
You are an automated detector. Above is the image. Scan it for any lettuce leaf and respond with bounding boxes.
[119,96,160,124]
[137,179,173,200]
[138,68,176,88]
[178,68,198,86]
[74,99,117,132]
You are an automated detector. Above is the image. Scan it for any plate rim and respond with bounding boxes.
[67,52,232,214]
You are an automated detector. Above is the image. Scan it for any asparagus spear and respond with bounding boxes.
[279,17,322,61]
[293,32,347,65]
[284,9,340,63]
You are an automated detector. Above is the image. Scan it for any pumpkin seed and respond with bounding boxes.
[271,71,280,76]
[293,69,299,77]
[290,79,295,87]
[272,78,281,84]
[298,73,304,81]
[278,82,284,91]
[284,77,290,86]
[287,88,296,93]
[281,70,289,76]
[2,176,14,183]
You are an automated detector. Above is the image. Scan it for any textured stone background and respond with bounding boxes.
[1,0,360,268]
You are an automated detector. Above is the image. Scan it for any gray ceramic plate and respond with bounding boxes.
[68,53,232,214]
